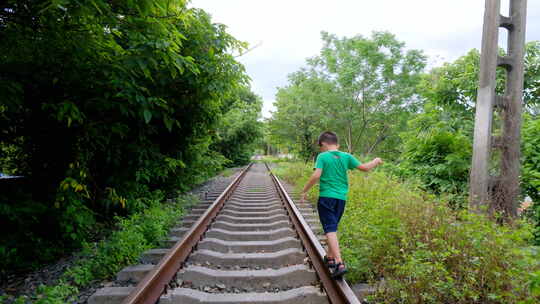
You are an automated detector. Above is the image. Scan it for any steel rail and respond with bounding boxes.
[121,163,253,304]
[266,163,361,304]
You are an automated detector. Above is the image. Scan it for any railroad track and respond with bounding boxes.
[89,163,359,304]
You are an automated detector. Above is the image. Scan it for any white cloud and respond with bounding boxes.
[190,0,540,118]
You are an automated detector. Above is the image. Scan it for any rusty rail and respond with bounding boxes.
[266,163,361,304]
[121,163,253,304]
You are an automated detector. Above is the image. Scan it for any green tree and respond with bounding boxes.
[212,88,263,166]
[269,31,426,159]
[269,70,336,161]
[0,0,254,272]
[524,41,540,115]
[312,31,426,154]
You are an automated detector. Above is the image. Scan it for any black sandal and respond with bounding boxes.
[331,262,348,279]
[323,255,336,271]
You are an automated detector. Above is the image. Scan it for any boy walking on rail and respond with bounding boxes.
[300,131,383,279]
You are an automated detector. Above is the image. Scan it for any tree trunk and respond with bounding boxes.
[366,125,389,155]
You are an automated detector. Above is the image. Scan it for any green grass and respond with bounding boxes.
[1,194,198,304]
[276,162,540,304]
[221,168,235,177]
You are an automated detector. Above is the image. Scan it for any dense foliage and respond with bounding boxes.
[275,162,539,304]
[0,0,260,274]
[398,44,540,210]
[523,115,540,241]
[399,113,472,207]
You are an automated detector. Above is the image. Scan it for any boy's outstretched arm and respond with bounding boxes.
[357,157,383,172]
[300,168,322,202]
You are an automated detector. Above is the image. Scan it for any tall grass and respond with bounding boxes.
[275,162,540,303]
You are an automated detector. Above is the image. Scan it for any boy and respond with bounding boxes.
[300,131,382,279]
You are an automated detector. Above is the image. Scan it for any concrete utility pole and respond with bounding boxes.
[470,0,527,218]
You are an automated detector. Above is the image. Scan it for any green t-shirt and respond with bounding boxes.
[315,150,361,200]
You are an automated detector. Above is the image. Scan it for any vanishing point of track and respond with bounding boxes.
[89,163,360,304]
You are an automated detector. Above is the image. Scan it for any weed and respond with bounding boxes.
[276,162,539,303]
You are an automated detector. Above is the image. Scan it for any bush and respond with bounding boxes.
[522,115,540,243]
[3,194,197,303]
[397,103,472,208]
[276,162,539,304]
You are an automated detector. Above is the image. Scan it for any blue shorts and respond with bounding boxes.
[317,197,346,233]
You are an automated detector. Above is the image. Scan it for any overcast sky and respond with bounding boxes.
[190,0,540,118]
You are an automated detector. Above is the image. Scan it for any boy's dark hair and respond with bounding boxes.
[318,131,338,146]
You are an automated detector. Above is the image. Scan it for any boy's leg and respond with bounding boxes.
[318,197,345,262]
[318,197,336,260]
[325,232,342,262]
[328,198,346,270]
[331,199,347,276]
